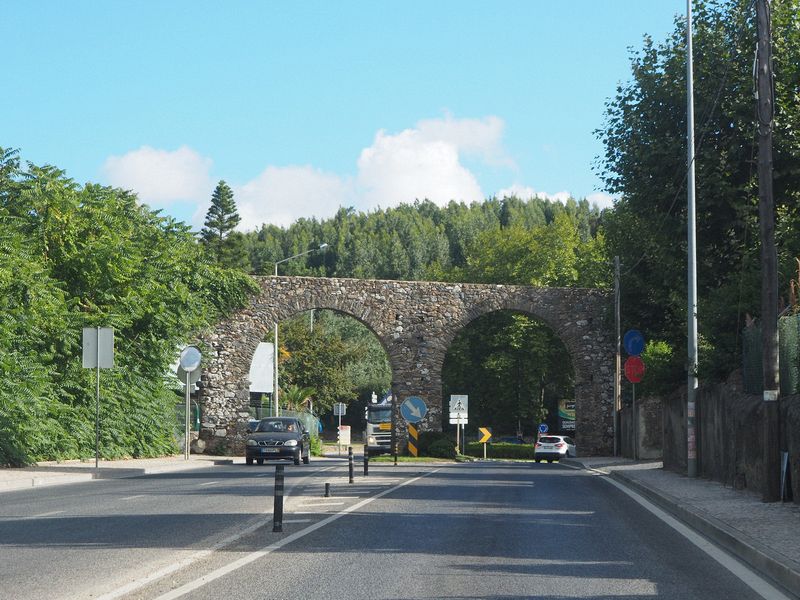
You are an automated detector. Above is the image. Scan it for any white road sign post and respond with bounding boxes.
[449,395,468,454]
[82,327,114,469]
[179,346,202,461]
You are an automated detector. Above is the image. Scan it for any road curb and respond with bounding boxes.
[605,468,800,598]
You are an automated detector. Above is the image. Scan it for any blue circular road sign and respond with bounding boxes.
[623,329,645,356]
[538,423,549,434]
[400,396,428,423]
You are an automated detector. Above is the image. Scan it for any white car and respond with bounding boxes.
[534,435,576,462]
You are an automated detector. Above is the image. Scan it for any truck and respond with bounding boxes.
[363,395,393,457]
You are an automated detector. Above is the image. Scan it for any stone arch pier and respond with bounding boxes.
[197,276,614,455]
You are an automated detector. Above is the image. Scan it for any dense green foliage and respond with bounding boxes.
[0,148,257,466]
[278,309,391,413]
[442,312,571,438]
[597,0,800,383]
[464,442,536,460]
[245,197,604,282]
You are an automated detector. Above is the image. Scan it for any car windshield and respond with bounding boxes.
[539,436,562,443]
[257,419,297,433]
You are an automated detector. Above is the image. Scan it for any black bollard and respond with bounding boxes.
[324,482,331,497]
[348,446,354,483]
[273,465,284,532]
[364,451,369,476]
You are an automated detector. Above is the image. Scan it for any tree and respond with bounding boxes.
[595,0,800,382]
[0,149,257,466]
[200,181,249,270]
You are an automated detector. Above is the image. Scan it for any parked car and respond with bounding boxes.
[245,417,310,466]
[534,435,576,462]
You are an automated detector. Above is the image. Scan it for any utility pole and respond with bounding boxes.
[686,0,699,478]
[614,256,621,457]
[755,0,781,502]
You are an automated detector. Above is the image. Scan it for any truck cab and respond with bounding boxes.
[364,396,393,457]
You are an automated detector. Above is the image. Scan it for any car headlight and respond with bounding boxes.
[283,439,298,447]
[246,439,257,446]
[367,436,377,445]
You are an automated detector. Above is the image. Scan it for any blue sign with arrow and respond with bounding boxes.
[400,396,428,423]
[623,329,645,356]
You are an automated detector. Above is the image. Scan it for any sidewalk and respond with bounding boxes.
[565,457,800,598]
[0,455,236,493]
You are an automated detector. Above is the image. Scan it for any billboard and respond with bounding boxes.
[558,399,576,432]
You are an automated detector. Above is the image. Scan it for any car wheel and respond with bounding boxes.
[294,450,301,466]
[565,451,571,458]
[246,457,253,466]
[256,458,264,465]
[303,450,310,464]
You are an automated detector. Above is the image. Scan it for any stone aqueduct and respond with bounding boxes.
[197,276,615,455]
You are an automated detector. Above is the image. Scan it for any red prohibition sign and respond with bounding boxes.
[624,356,645,383]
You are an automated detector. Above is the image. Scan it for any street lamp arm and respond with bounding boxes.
[273,243,328,276]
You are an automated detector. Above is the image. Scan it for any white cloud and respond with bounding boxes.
[355,123,487,210]
[102,114,604,230]
[586,192,616,210]
[495,184,571,203]
[495,186,616,210]
[103,145,214,204]
[415,114,513,167]
[231,165,351,229]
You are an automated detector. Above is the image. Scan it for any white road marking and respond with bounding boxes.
[599,472,792,600]
[95,463,345,600]
[281,519,312,524]
[152,470,437,599]
[32,510,64,518]
[295,502,344,508]
[120,495,145,501]
[198,481,219,486]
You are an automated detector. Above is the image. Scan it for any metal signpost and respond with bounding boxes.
[449,395,468,454]
[623,330,646,460]
[478,427,492,459]
[401,396,427,456]
[82,327,114,469]
[179,346,202,460]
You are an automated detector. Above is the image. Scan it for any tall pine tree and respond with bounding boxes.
[200,181,249,270]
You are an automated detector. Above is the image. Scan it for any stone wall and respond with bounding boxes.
[197,276,615,455]
[663,372,800,503]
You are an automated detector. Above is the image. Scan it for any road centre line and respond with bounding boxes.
[596,470,791,600]
[96,463,341,600]
[152,469,439,600]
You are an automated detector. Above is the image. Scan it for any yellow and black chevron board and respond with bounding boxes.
[408,424,419,457]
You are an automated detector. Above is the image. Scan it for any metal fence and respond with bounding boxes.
[742,313,800,395]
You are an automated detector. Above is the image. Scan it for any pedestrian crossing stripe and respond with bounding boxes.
[408,423,418,457]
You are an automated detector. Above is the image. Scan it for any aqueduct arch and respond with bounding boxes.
[198,276,614,455]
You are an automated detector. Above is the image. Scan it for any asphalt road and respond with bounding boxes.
[0,459,785,600]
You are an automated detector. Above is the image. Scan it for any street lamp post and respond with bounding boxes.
[272,243,328,416]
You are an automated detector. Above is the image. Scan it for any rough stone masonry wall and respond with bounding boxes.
[663,371,800,504]
[197,276,615,455]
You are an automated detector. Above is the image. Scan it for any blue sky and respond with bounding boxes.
[3,1,686,230]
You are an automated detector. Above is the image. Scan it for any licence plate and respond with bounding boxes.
[261,448,279,453]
